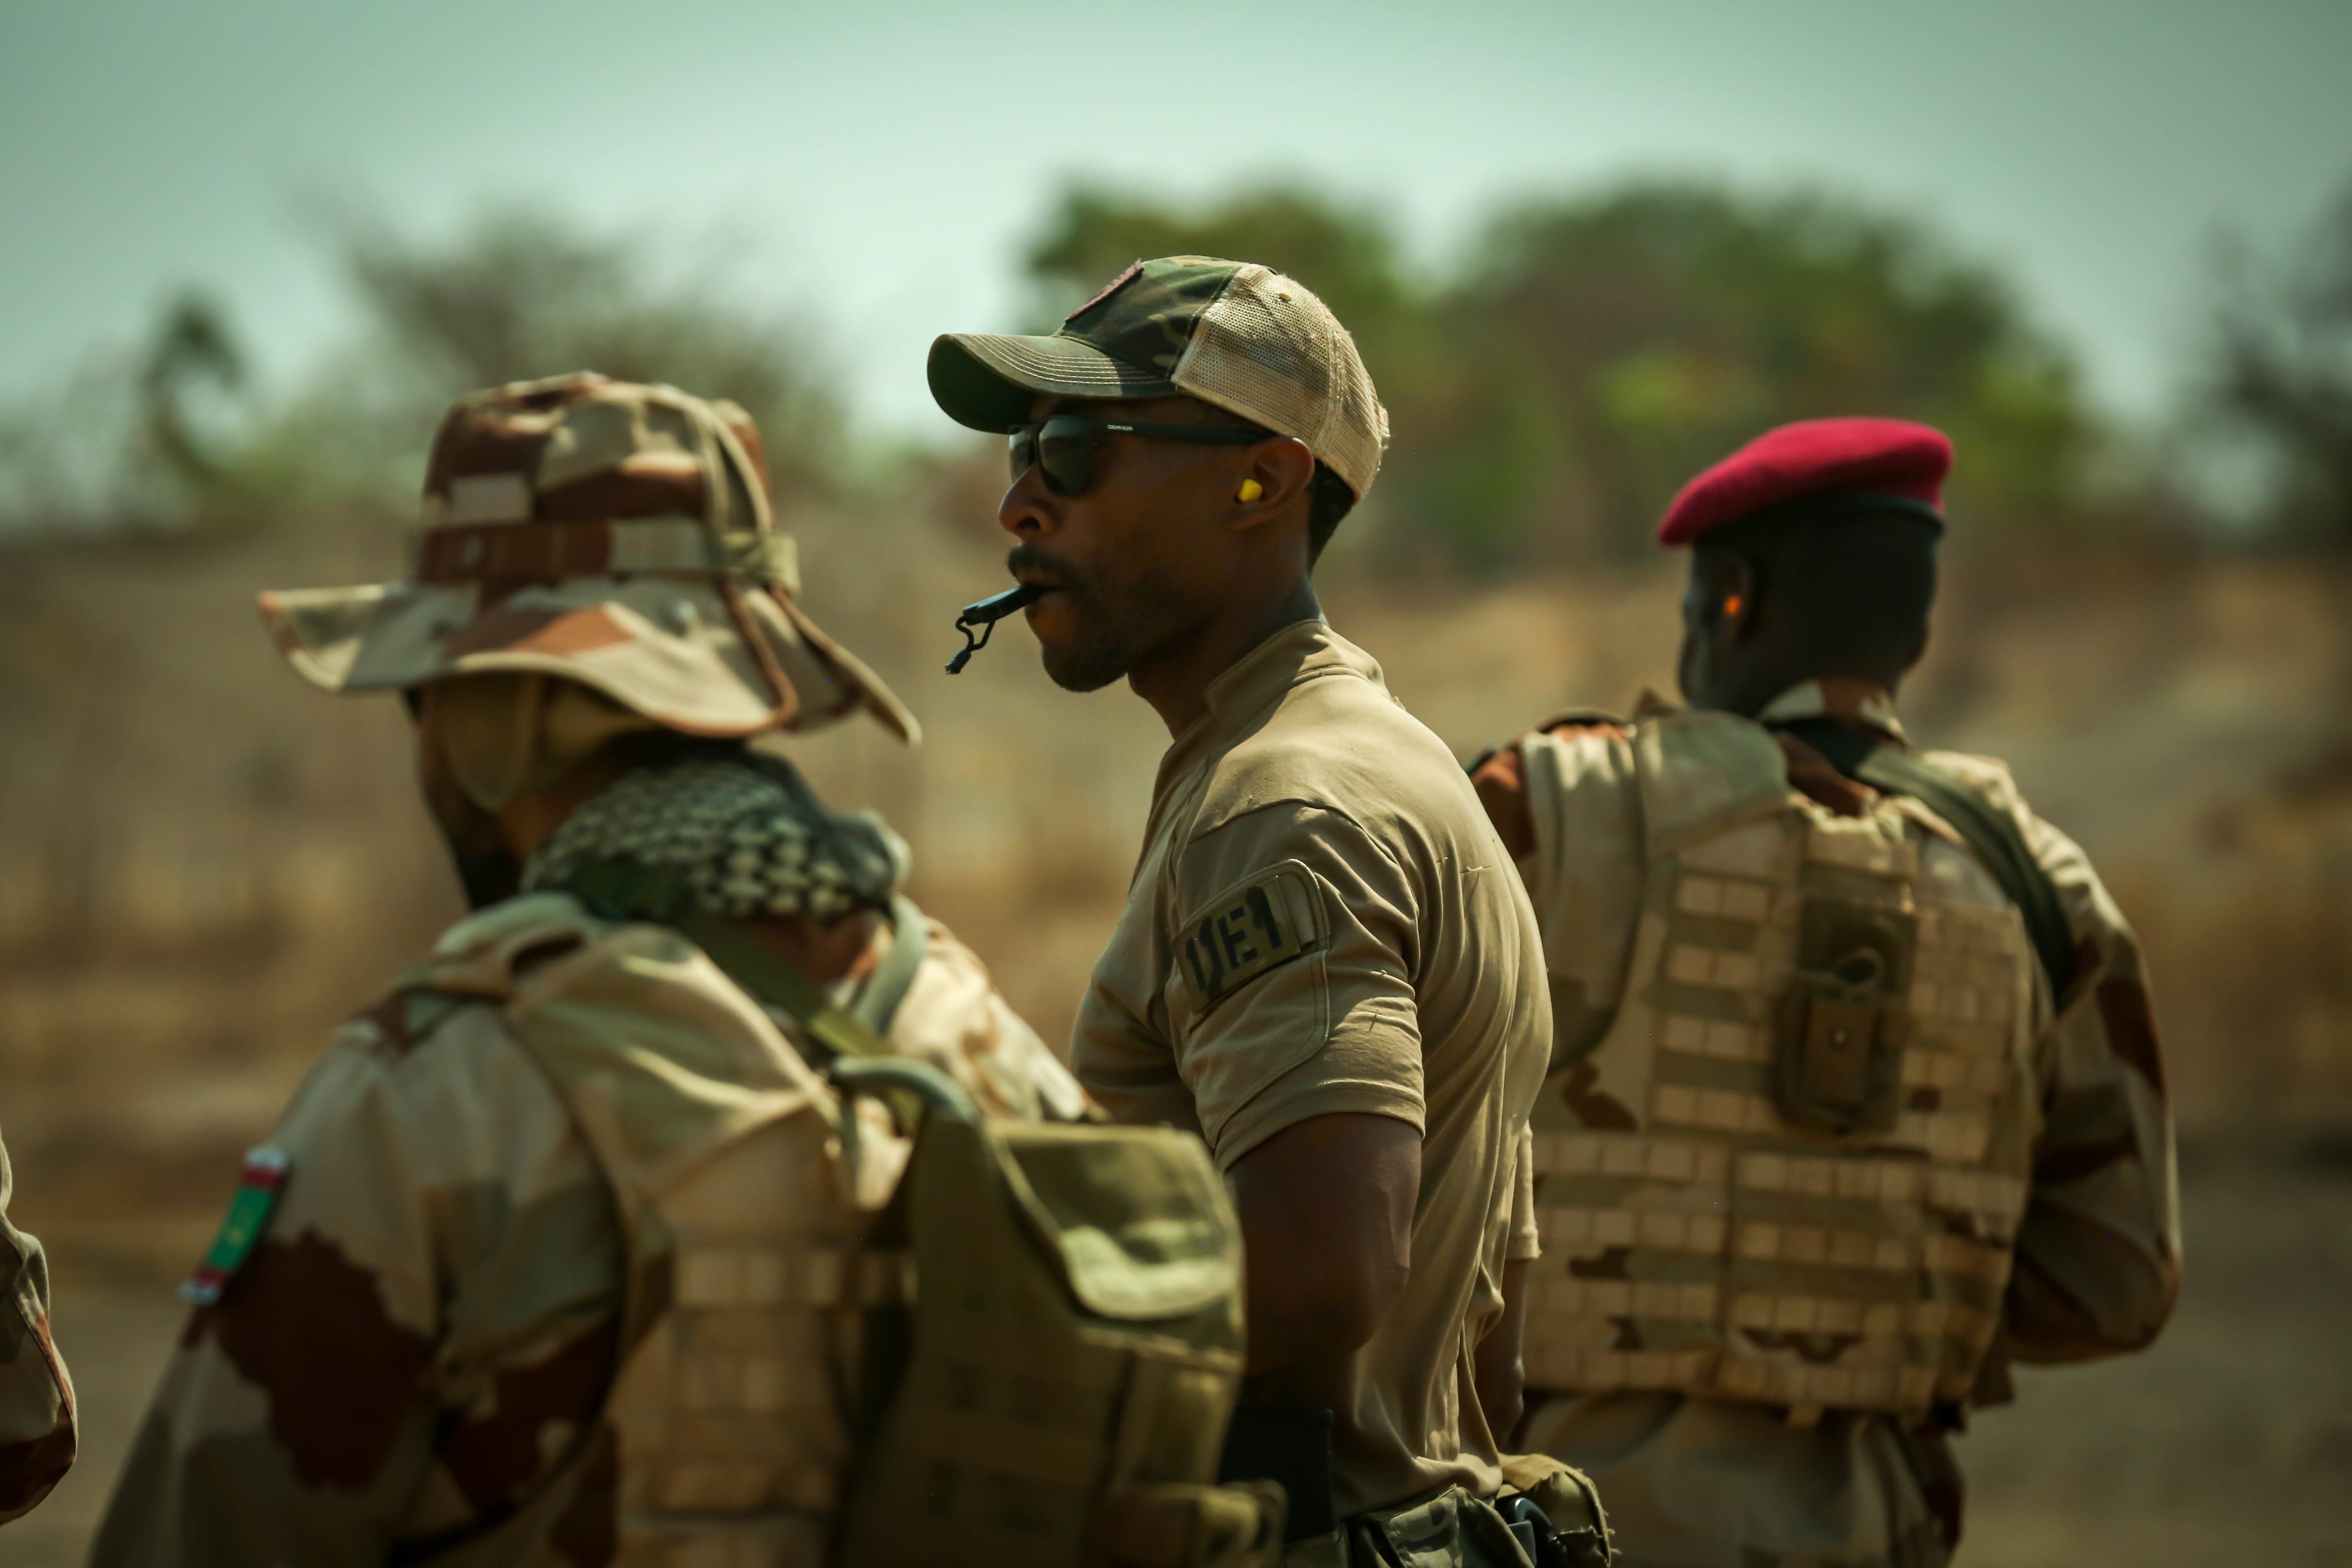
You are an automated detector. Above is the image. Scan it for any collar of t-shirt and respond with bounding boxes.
[1152,617,1384,797]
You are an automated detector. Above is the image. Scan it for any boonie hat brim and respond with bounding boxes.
[928,333,1179,434]
[260,574,918,742]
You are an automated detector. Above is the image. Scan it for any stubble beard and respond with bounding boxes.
[1019,551,1189,695]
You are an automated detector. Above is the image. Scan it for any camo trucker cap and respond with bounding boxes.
[258,372,917,741]
[928,255,1391,501]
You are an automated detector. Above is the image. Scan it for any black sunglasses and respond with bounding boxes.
[1009,414,1267,496]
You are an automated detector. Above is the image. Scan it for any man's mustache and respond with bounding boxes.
[1007,543,1085,593]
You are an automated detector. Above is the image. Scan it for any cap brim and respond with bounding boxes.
[258,577,919,744]
[927,333,1179,432]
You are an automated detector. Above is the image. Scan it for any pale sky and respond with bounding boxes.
[4,0,2348,437]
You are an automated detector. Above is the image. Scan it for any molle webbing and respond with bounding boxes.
[1521,727,2037,1419]
[833,1113,1273,1567]
[1773,718,2077,999]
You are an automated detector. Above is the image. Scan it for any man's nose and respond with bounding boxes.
[997,472,1055,538]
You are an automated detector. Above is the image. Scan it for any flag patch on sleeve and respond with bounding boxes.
[182,1146,293,1306]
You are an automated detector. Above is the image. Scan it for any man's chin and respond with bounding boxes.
[1036,625,1132,693]
[1039,644,1129,693]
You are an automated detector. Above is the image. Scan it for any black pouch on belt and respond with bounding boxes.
[1217,1405,1336,1543]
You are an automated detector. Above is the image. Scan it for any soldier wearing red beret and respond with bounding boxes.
[1469,418,2182,1567]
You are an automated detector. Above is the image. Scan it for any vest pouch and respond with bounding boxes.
[833,1064,1254,1568]
[1496,1452,1613,1568]
[1352,1485,1533,1568]
[1772,898,1915,1136]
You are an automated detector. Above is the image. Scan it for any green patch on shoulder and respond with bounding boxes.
[182,1146,292,1305]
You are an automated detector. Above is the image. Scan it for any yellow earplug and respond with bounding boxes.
[1723,595,1743,619]
[1237,478,1264,503]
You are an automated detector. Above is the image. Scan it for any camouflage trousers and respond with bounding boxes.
[1520,1393,1957,1568]
[1281,1485,1533,1568]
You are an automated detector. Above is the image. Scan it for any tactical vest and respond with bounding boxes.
[417,893,1277,1568]
[1521,714,2039,1419]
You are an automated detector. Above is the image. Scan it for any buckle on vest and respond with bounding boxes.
[1773,898,1915,1136]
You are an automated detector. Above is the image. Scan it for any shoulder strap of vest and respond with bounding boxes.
[849,896,929,1036]
[561,858,896,1063]
[1772,719,2078,999]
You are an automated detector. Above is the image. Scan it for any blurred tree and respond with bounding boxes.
[1018,178,2100,573]
[2209,179,2352,543]
[138,291,248,489]
[333,208,843,499]
[1021,183,1422,367]
[1407,183,2097,568]
[0,211,845,535]
[0,291,256,535]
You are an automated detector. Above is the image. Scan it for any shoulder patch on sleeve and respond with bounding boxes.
[1176,864,1326,1017]
[182,1146,292,1305]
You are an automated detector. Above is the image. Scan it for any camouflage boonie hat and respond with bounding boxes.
[259,373,916,741]
[928,255,1391,501]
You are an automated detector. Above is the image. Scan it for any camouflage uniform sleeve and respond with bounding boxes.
[1988,781,2183,1362]
[866,914,1094,1122]
[1478,722,1646,1068]
[93,992,624,1566]
[0,1126,75,1522]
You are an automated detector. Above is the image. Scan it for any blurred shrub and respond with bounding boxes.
[0,290,259,535]
[0,210,843,537]
[333,209,842,500]
[2209,178,2352,543]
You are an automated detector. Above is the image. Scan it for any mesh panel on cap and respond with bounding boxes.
[1173,264,1389,500]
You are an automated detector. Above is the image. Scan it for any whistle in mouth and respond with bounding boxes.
[946,582,1048,674]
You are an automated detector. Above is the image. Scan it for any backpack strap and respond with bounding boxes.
[1772,719,2078,1001]
[848,897,930,1036]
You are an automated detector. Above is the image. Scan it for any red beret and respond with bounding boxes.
[1658,417,1953,546]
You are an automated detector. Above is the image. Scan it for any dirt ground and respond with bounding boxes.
[6,531,2352,1563]
[5,1140,2345,1567]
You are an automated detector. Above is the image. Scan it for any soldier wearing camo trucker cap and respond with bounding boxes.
[929,259,1587,1568]
[92,373,1100,1565]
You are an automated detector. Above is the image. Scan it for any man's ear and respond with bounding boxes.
[1716,554,1760,645]
[1230,436,1317,529]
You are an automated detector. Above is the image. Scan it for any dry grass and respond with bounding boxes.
[3,508,2350,1561]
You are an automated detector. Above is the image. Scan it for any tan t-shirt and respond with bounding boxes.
[1072,619,1551,1518]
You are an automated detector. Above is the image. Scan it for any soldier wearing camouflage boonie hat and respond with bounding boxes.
[95,373,1115,1566]
[262,370,915,740]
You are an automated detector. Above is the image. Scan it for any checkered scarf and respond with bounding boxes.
[522,752,907,923]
